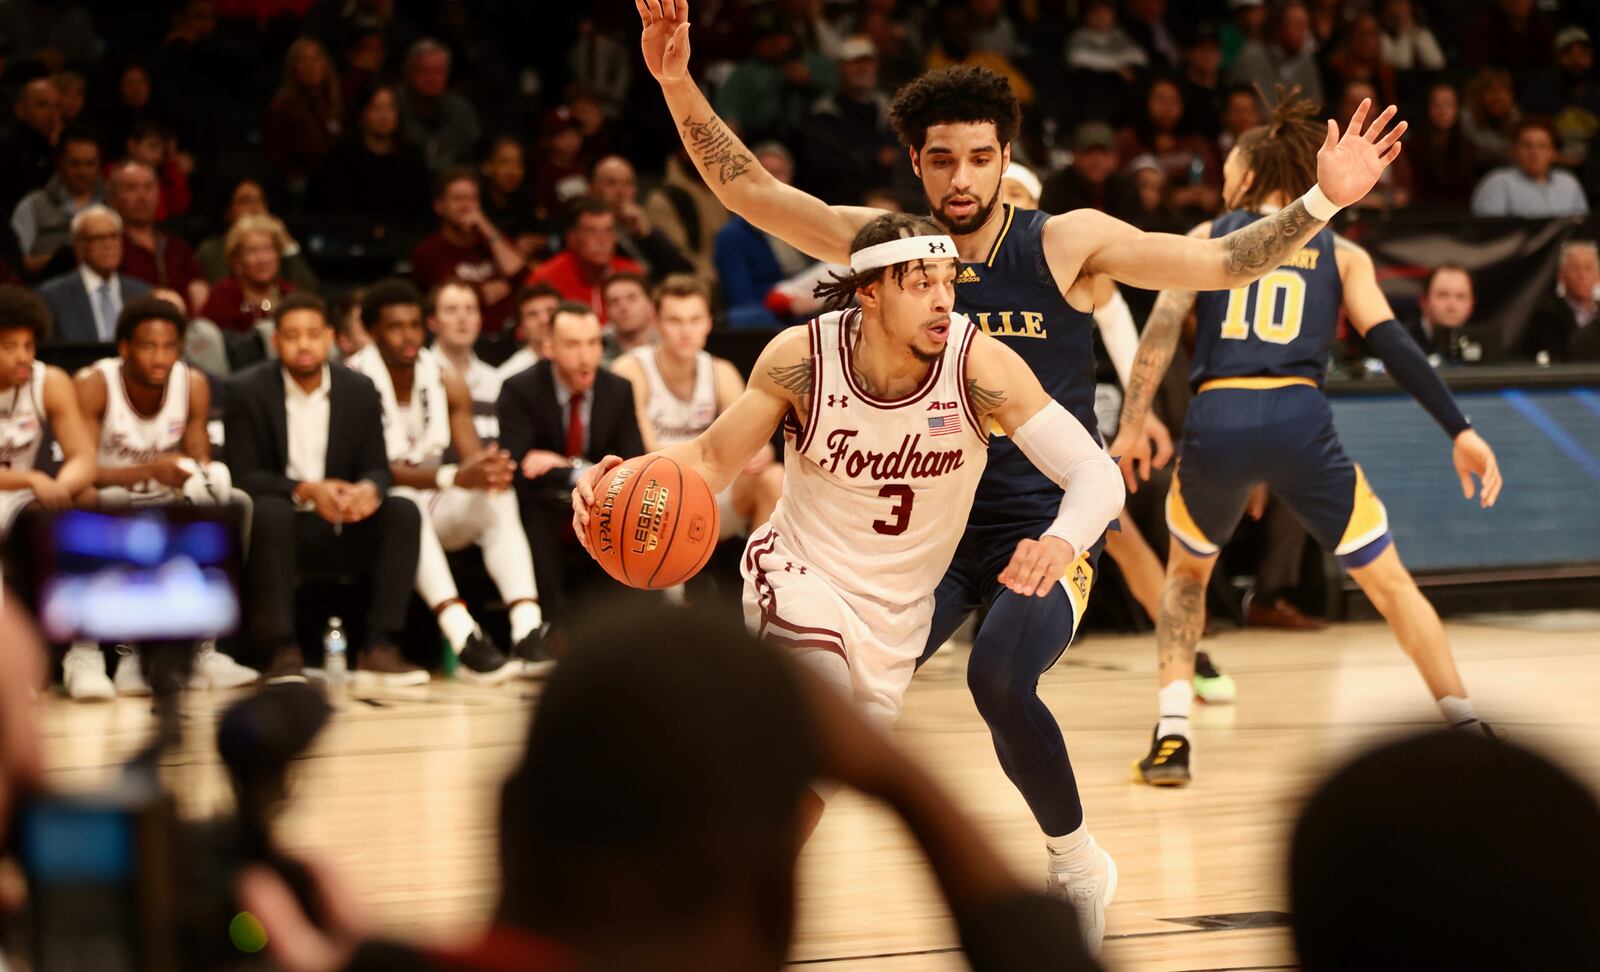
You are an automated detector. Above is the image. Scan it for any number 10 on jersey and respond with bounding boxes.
[1220,269,1306,345]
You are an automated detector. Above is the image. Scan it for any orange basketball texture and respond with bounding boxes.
[586,456,720,589]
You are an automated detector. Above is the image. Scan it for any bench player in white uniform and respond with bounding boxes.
[0,286,95,536]
[64,295,259,699]
[611,273,782,544]
[574,216,1125,937]
[427,281,504,443]
[494,282,561,385]
[348,279,542,683]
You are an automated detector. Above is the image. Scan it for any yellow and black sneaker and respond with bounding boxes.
[1132,728,1193,786]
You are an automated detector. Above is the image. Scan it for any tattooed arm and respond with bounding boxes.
[637,0,878,263]
[572,326,808,539]
[1043,99,1406,293]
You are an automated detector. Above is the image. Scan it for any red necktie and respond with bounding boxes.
[566,390,586,458]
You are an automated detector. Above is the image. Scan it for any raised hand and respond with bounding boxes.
[1317,98,1407,208]
[637,0,692,84]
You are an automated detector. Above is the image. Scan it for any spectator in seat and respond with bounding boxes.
[1523,28,1600,168]
[411,167,526,333]
[224,293,427,686]
[478,135,543,262]
[801,36,901,206]
[527,200,644,324]
[1291,732,1600,972]
[588,155,694,282]
[1461,67,1521,171]
[642,145,729,279]
[1216,83,1262,161]
[1412,83,1478,210]
[1229,1,1322,112]
[108,159,207,314]
[714,6,837,143]
[1324,14,1397,108]
[122,121,190,222]
[713,143,821,328]
[1464,0,1555,74]
[311,84,432,243]
[397,38,481,173]
[1404,265,1483,364]
[1526,240,1600,363]
[1219,0,1268,70]
[0,78,63,215]
[530,106,589,225]
[201,214,298,335]
[1041,122,1131,215]
[1177,29,1225,140]
[51,70,87,126]
[928,4,1033,105]
[195,177,319,293]
[264,37,343,188]
[37,204,151,343]
[11,127,102,278]
[967,0,1022,62]
[1064,0,1147,89]
[496,282,561,384]
[1471,117,1588,218]
[1114,76,1221,216]
[1377,0,1444,72]
[1126,0,1183,71]
[496,302,648,628]
[600,272,655,363]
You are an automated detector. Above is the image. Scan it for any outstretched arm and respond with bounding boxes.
[637,0,879,263]
[1337,238,1502,507]
[1051,99,1405,293]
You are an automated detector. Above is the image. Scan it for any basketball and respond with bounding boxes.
[587,455,720,590]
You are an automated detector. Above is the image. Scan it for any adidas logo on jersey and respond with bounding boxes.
[957,266,981,284]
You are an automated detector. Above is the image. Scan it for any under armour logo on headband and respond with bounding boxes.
[849,234,960,272]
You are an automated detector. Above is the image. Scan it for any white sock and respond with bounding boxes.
[437,602,477,653]
[1439,695,1479,728]
[1046,821,1098,876]
[509,601,543,643]
[1157,679,1193,740]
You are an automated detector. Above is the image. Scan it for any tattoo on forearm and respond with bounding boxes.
[681,115,754,185]
[965,378,1006,417]
[1119,289,1195,434]
[1220,199,1319,278]
[1157,574,1206,674]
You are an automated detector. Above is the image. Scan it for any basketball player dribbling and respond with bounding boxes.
[1109,96,1504,787]
[573,215,1126,950]
[633,0,1405,949]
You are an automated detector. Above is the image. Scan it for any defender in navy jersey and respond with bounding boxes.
[636,0,1407,950]
[1111,97,1503,787]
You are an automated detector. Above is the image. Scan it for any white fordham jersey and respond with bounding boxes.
[94,358,189,486]
[770,308,988,602]
[0,360,46,473]
[446,352,502,442]
[626,345,718,445]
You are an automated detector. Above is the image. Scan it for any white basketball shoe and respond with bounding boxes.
[1047,840,1118,956]
[189,642,261,690]
[63,644,114,702]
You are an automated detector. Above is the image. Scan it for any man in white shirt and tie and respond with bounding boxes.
[37,205,152,343]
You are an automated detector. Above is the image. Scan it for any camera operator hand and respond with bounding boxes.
[236,857,369,972]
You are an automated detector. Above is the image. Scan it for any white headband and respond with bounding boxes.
[849,235,959,273]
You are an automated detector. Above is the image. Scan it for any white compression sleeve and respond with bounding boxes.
[1092,287,1138,389]
[1008,400,1126,555]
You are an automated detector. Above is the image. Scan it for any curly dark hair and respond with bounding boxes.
[813,212,949,311]
[115,294,189,343]
[0,284,52,342]
[360,277,423,328]
[888,65,1021,151]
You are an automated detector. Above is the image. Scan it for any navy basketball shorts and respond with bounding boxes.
[1165,379,1393,570]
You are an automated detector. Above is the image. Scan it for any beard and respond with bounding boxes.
[931,183,1001,236]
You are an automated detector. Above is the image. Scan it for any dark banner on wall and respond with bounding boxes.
[1343,215,1587,354]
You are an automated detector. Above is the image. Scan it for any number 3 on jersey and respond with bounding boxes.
[1220,269,1306,344]
[873,484,913,536]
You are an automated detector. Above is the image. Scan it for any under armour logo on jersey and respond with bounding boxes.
[827,395,849,408]
[783,561,808,574]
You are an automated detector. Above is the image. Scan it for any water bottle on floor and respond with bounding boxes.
[324,617,349,696]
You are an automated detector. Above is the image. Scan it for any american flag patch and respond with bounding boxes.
[927,414,962,436]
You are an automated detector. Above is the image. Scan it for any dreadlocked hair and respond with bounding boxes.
[888,65,1021,150]
[813,213,948,312]
[1231,86,1324,212]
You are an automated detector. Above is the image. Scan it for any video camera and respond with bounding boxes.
[3,506,332,971]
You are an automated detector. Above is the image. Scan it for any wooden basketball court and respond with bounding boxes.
[36,615,1600,970]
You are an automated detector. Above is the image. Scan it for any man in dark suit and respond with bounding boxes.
[1526,240,1600,363]
[224,293,428,686]
[36,204,150,343]
[497,301,649,625]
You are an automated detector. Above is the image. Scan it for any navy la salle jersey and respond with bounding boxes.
[956,204,1099,523]
[1190,209,1343,387]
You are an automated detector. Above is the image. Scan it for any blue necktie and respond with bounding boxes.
[96,282,119,342]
